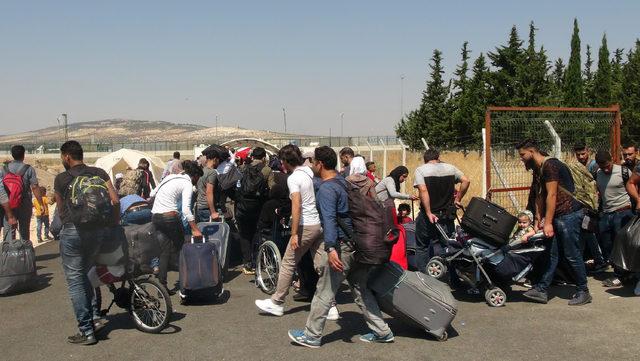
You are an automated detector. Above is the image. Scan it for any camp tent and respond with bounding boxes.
[94,149,165,184]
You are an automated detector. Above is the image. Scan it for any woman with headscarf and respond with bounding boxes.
[374,166,418,205]
[375,166,418,270]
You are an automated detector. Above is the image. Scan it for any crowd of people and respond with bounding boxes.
[1,138,640,347]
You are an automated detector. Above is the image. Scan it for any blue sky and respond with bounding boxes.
[0,1,638,136]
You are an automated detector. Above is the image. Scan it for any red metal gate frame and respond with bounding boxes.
[485,104,622,197]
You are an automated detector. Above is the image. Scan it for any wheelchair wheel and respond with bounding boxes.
[129,277,173,333]
[256,240,281,295]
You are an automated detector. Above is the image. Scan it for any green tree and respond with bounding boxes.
[621,40,640,143]
[563,19,585,106]
[451,42,471,144]
[460,53,491,146]
[487,25,524,106]
[419,49,452,146]
[611,48,625,104]
[593,34,612,106]
[516,22,550,106]
[545,58,565,106]
[584,45,595,106]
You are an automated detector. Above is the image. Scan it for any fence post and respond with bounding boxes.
[421,138,429,150]
[398,138,407,194]
[366,141,373,161]
[379,138,387,176]
[481,128,487,199]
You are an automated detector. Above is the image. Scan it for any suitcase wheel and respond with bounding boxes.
[484,287,507,307]
[436,330,448,342]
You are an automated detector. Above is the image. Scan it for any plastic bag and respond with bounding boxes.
[610,215,640,272]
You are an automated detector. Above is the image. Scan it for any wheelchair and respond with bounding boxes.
[255,210,291,294]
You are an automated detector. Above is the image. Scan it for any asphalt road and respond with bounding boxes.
[1,241,639,361]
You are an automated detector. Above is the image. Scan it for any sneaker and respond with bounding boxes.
[255,298,284,316]
[602,277,622,287]
[67,332,97,345]
[288,329,321,348]
[242,266,256,275]
[93,318,109,334]
[359,331,395,343]
[522,288,548,304]
[327,306,340,321]
[568,291,592,306]
[634,280,640,296]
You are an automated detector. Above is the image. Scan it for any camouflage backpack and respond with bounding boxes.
[541,158,598,211]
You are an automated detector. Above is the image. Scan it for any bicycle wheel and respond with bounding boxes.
[129,277,173,333]
[255,241,281,295]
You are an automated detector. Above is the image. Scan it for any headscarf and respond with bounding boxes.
[349,156,366,176]
[388,166,409,192]
[516,210,534,224]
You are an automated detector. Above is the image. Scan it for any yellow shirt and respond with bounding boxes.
[33,196,50,217]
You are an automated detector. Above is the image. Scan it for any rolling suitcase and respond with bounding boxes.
[461,197,517,246]
[179,237,223,304]
[0,232,37,295]
[197,222,230,278]
[369,261,457,341]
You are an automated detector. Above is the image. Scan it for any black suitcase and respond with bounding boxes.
[369,262,457,341]
[461,197,517,246]
[179,238,223,304]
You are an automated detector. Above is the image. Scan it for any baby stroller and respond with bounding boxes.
[426,224,546,307]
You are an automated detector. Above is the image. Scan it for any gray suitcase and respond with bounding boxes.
[369,261,457,341]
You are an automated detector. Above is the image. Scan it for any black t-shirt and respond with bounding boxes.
[54,164,111,224]
[539,158,581,217]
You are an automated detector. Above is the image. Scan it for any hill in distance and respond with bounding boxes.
[0,119,294,144]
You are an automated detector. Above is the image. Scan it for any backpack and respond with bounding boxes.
[541,158,598,211]
[216,165,242,201]
[66,171,113,227]
[2,164,29,209]
[239,164,268,200]
[118,169,144,197]
[341,174,398,265]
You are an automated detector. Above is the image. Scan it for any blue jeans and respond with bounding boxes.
[59,224,110,335]
[36,215,50,240]
[195,208,211,223]
[121,208,152,226]
[537,210,589,293]
[598,209,634,262]
[414,211,455,272]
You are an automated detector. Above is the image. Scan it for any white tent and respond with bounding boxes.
[94,149,165,184]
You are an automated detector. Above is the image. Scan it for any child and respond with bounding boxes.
[509,210,536,246]
[33,186,51,242]
[397,203,412,224]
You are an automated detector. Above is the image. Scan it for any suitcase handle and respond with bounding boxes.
[482,213,498,225]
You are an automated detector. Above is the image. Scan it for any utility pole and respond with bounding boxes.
[340,112,344,138]
[215,115,219,139]
[58,113,69,142]
[282,107,287,133]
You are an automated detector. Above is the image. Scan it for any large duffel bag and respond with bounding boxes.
[123,222,161,275]
[461,197,517,246]
[369,261,457,340]
[0,234,37,295]
[179,238,223,304]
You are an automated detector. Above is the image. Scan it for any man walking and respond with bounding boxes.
[1,145,44,240]
[517,139,592,306]
[54,141,120,345]
[255,144,324,316]
[287,146,393,348]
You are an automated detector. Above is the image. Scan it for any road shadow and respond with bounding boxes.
[179,289,231,306]
[36,252,60,262]
[98,310,185,339]
[604,286,636,297]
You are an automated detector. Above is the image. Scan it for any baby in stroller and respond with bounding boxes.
[426,210,545,307]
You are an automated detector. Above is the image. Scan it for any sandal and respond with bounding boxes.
[602,277,622,287]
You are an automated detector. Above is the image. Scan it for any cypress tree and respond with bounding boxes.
[563,19,585,106]
[611,48,625,104]
[545,58,565,106]
[593,34,612,106]
[451,42,471,144]
[584,45,595,106]
[516,22,550,106]
[487,25,524,106]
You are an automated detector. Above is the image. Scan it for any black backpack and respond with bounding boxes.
[239,164,268,200]
[65,170,113,227]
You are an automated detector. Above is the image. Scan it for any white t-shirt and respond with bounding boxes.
[287,166,321,226]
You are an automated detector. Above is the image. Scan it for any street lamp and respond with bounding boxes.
[340,112,344,138]
[282,107,287,133]
[400,74,405,120]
